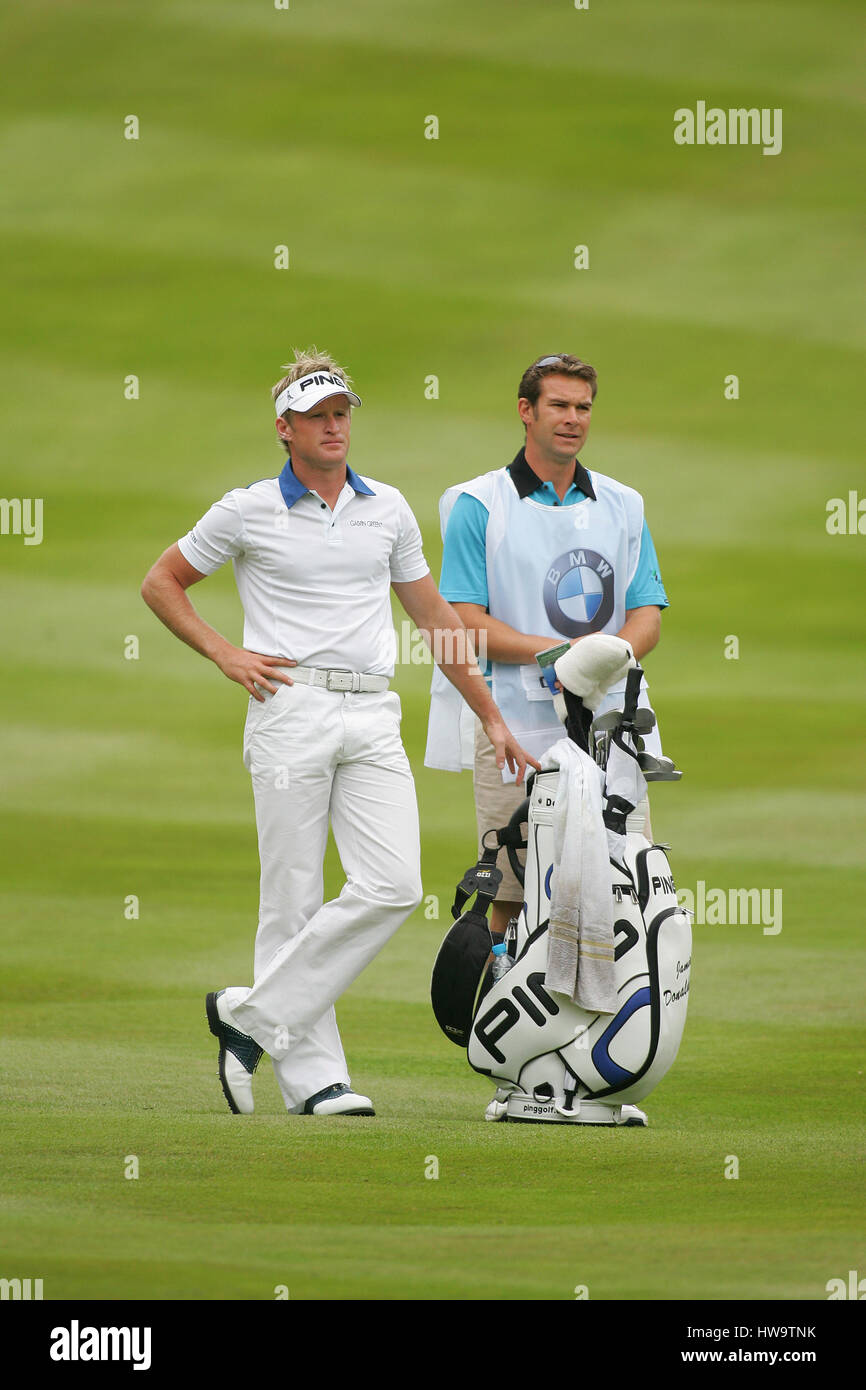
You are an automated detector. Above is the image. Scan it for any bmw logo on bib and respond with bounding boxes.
[543,548,615,638]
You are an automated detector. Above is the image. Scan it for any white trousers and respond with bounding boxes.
[223,681,423,1110]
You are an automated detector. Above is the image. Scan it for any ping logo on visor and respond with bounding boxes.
[274,372,363,416]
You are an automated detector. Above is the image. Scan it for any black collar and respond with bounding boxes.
[506,447,596,502]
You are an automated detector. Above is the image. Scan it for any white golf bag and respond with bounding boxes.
[432,647,692,1125]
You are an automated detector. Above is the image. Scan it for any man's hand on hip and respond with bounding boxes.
[216,646,297,701]
[140,546,298,702]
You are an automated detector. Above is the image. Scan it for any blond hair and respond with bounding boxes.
[272,347,354,453]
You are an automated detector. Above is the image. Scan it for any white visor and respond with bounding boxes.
[274,371,362,416]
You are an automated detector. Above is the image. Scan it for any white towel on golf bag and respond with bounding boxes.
[603,736,647,867]
[540,739,618,1014]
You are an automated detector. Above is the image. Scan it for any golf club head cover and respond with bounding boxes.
[553,688,594,752]
[553,634,635,712]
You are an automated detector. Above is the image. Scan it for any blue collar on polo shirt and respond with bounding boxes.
[278,457,376,510]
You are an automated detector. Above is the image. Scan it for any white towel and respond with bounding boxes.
[540,739,618,1014]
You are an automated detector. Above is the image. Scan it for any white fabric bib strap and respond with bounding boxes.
[290,666,390,693]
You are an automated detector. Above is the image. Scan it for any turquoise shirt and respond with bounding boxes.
[440,475,669,611]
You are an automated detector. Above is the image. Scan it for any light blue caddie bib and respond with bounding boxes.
[425,467,660,774]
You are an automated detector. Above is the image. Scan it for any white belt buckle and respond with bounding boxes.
[325,669,355,692]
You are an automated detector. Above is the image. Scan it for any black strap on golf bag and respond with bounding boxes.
[450,843,502,922]
[494,800,529,890]
[431,792,540,1046]
[431,848,504,1047]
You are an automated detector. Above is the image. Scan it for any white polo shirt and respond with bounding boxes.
[177,459,430,676]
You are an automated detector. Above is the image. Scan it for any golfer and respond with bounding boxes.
[141,348,536,1118]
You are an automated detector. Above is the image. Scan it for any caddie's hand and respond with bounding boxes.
[481,715,542,785]
[216,645,296,701]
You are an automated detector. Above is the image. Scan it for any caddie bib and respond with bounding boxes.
[425,466,657,772]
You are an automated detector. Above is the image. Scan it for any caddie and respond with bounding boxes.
[425,353,669,943]
[141,348,536,1118]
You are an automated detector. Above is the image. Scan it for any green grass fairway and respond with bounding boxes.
[1,0,864,1301]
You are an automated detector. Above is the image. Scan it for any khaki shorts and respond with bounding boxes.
[472,720,527,903]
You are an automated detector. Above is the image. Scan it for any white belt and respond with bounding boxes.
[291,666,390,694]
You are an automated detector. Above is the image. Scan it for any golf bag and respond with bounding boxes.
[431,661,692,1124]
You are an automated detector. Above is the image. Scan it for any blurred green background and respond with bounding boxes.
[1,0,864,1300]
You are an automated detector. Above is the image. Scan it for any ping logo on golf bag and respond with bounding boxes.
[614,918,640,960]
[475,972,560,1064]
[652,873,676,895]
